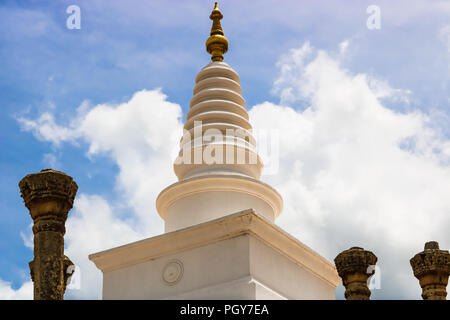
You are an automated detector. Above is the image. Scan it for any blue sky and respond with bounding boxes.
[1,0,450,299]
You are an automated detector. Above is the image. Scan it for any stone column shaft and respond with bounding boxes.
[19,169,77,300]
[30,220,66,299]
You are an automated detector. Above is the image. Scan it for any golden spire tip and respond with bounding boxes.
[206,2,228,62]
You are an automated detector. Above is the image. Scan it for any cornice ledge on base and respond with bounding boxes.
[88,209,340,286]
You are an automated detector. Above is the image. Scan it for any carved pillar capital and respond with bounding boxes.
[410,241,450,300]
[19,169,78,223]
[19,169,78,300]
[334,246,378,300]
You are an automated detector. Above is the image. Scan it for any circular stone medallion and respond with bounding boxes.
[162,260,183,285]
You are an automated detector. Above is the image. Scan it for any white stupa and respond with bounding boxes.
[89,3,340,299]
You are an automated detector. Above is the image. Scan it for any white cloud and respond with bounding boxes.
[17,89,184,299]
[272,42,314,106]
[18,89,183,231]
[339,40,349,56]
[65,194,144,299]
[19,224,33,250]
[75,89,183,229]
[272,42,412,107]
[251,43,450,299]
[366,77,412,104]
[14,46,450,300]
[0,279,32,300]
[17,112,78,146]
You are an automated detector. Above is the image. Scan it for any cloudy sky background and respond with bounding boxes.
[1,0,450,299]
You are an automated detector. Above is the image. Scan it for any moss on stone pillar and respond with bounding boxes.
[410,241,450,300]
[19,169,78,300]
[334,246,378,300]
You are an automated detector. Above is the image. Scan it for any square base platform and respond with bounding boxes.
[89,209,340,299]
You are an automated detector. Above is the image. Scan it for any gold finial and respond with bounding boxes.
[206,2,228,62]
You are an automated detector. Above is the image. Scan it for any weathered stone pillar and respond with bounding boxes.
[334,246,378,300]
[410,241,450,300]
[19,169,78,300]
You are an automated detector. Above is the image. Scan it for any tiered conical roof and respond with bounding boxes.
[174,60,263,180]
[174,2,262,181]
[157,2,282,232]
